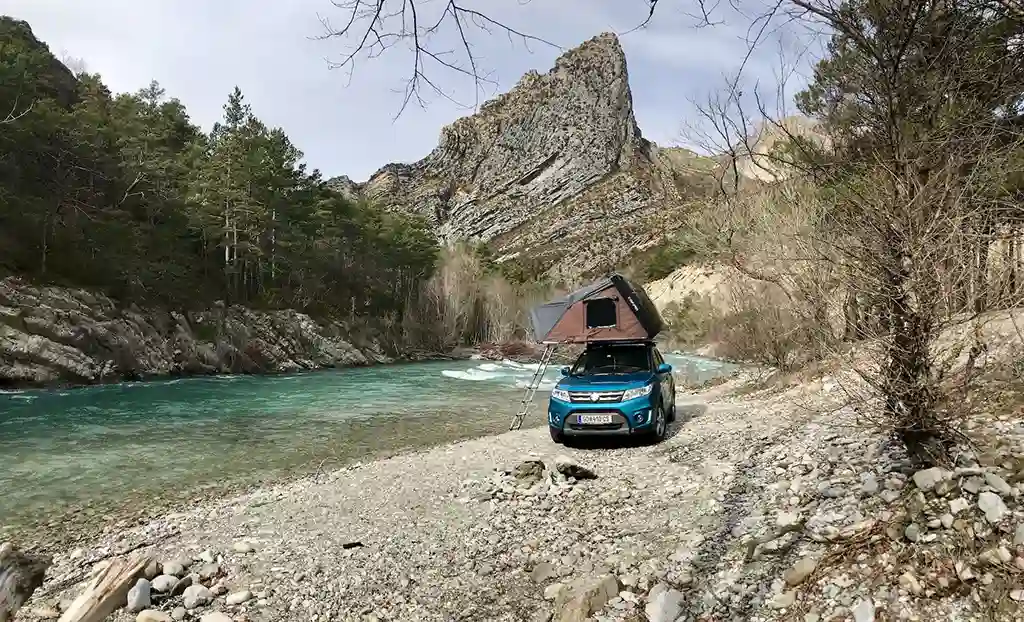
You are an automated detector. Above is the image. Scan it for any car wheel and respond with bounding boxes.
[667,400,677,423]
[549,426,564,444]
[649,404,668,444]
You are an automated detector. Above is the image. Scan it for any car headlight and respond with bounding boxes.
[622,384,654,401]
[551,388,571,402]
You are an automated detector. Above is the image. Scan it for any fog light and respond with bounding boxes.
[634,410,649,424]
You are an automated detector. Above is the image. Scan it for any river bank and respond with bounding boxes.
[0,277,520,391]
[15,364,1024,622]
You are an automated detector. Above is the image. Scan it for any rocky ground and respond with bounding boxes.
[13,366,1024,622]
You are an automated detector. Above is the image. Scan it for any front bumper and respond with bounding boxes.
[547,395,656,437]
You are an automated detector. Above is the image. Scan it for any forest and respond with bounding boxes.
[0,17,439,320]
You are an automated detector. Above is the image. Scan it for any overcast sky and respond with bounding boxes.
[0,0,819,181]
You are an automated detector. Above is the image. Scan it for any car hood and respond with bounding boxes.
[557,371,655,390]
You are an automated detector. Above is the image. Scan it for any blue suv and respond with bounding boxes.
[547,341,676,444]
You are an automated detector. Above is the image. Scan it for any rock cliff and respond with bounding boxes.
[333,33,718,284]
[0,278,391,388]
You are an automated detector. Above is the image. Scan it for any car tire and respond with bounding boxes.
[667,400,677,423]
[648,404,668,444]
[549,426,564,444]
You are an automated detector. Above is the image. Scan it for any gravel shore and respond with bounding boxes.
[16,368,1024,622]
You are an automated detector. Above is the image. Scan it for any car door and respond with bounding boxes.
[653,348,674,410]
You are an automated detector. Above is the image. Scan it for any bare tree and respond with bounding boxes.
[684,0,1023,464]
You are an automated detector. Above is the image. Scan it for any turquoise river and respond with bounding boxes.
[0,353,734,546]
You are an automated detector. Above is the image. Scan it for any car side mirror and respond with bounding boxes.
[560,366,571,376]
[657,363,672,374]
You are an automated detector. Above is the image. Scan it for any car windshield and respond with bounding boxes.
[570,345,650,375]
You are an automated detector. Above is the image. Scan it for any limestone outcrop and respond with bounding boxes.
[0,278,389,387]
[332,33,718,283]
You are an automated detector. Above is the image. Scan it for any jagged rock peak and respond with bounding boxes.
[553,31,627,70]
[361,29,648,245]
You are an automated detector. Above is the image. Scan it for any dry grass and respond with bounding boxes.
[396,243,554,353]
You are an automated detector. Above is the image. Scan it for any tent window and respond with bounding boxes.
[584,297,617,329]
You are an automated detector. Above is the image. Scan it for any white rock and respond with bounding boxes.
[784,557,818,586]
[199,614,233,622]
[543,583,565,600]
[912,468,947,491]
[183,584,213,609]
[127,579,151,613]
[853,597,875,622]
[151,575,178,593]
[1015,523,1024,546]
[770,591,796,609]
[232,541,255,554]
[645,588,685,622]
[137,611,172,622]
[162,561,186,577]
[985,472,1012,496]
[226,590,252,605]
[948,497,970,515]
[978,491,1008,523]
[776,511,801,530]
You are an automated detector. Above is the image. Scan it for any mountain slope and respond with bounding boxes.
[333,33,719,284]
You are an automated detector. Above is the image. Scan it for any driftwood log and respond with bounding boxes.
[57,555,152,622]
[0,542,53,622]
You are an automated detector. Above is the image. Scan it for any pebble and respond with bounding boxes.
[137,611,173,622]
[776,511,801,529]
[171,607,187,621]
[645,588,685,622]
[143,559,162,580]
[984,472,1012,496]
[162,560,186,577]
[899,572,922,595]
[198,562,220,581]
[948,497,970,514]
[912,468,947,491]
[977,491,1008,523]
[233,540,256,554]
[127,578,151,613]
[543,583,565,600]
[770,591,796,609]
[853,597,875,622]
[183,584,213,609]
[226,590,253,605]
[784,556,818,586]
[199,614,233,622]
[151,574,178,593]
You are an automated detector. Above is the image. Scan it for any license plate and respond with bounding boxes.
[578,413,613,425]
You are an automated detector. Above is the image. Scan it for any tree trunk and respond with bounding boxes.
[975,219,993,313]
[57,555,151,622]
[0,542,52,622]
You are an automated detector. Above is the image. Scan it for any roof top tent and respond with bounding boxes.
[529,273,665,345]
[509,273,665,431]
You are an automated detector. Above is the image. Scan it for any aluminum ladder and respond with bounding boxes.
[508,344,556,431]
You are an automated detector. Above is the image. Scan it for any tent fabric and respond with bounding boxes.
[529,273,663,344]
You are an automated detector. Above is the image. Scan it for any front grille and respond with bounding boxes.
[568,390,624,403]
